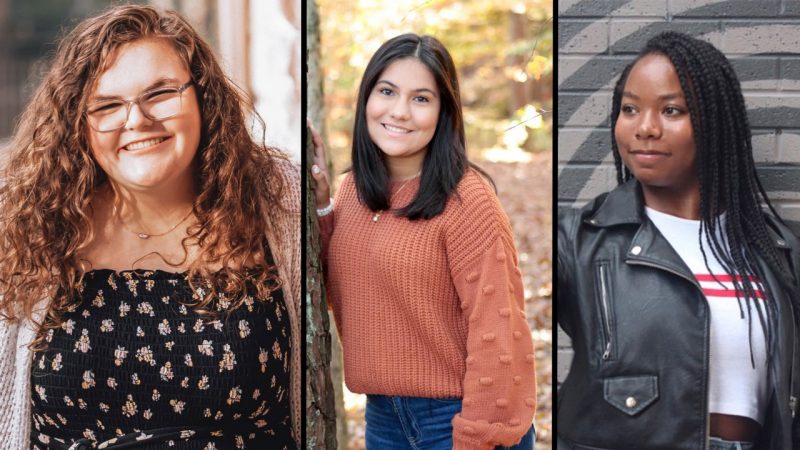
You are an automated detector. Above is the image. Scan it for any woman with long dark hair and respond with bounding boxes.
[311,33,537,450]
[0,5,300,449]
[557,31,800,449]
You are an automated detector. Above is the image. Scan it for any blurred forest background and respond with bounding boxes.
[310,0,553,448]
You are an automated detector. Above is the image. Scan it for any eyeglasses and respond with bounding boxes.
[86,81,193,133]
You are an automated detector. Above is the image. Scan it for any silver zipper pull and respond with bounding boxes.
[790,396,797,418]
[603,342,611,360]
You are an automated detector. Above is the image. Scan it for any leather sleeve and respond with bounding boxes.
[557,209,580,336]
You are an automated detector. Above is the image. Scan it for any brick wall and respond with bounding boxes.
[557,0,800,385]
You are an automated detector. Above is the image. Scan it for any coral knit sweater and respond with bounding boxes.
[319,169,536,450]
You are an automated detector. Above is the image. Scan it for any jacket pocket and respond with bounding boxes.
[557,434,614,450]
[603,375,659,416]
[593,260,614,360]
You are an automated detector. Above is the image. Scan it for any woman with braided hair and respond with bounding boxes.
[557,31,800,449]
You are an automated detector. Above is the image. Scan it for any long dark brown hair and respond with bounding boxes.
[351,33,492,220]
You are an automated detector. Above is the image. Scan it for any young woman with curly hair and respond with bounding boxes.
[0,5,300,449]
[557,31,800,449]
[311,33,536,450]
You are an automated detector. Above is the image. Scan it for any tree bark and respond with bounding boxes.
[305,0,338,448]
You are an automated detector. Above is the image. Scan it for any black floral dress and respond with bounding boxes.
[29,262,293,449]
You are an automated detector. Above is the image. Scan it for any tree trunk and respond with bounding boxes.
[305,0,338,448]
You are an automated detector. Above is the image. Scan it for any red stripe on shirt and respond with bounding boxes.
[701,288,765,299]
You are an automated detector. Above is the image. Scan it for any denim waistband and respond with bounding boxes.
[708,436,754,450]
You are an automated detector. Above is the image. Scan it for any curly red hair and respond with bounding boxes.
[0,5,288,346]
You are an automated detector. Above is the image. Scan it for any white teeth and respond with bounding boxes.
[125,138,166,151]
[384,124,410,133]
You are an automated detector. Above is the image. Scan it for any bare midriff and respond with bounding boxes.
[710,413,760,443]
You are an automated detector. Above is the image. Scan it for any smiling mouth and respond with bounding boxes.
[123,137,169,151]
[383,124,412,133]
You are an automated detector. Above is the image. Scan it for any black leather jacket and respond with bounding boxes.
[557,180,800,450]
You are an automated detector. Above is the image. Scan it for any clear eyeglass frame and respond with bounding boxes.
[85,81,193,133]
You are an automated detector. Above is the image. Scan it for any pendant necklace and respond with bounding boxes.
[373,171,421,223]
[114,204,194,239]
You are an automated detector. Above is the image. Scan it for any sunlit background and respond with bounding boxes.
[313,0,553,448]
[318,0,552,169]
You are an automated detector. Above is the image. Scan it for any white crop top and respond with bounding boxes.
[646,207,769,425]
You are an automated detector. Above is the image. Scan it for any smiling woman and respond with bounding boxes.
[557,31,800,449]
[87,39,201,198]
[365,57,441,177]
[310,33,537,450]
[0,5,300,450]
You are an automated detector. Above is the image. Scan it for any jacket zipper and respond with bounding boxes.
[598,263,612,360]
[626,258,711,448]
[792,356,798,418]
[790,300,797,419]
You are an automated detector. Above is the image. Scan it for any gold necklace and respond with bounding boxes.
[113,204,194,239]
[372,172,420,222]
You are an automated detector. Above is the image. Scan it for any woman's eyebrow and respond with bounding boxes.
[90,77,183,102]
[622,91,684,100]
[376,79,438,98]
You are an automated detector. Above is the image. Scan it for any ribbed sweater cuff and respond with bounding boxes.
[453,434,494,450]
[453,415,534,450]
[452,416,504,450]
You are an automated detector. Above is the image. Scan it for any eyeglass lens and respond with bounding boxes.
[87,88,183,132]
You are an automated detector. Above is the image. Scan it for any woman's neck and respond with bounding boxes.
[641,183,701,220]
[385,153,425,181]
[103,177,197,235]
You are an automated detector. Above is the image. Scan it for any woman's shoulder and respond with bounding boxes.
[557,181,638,238]
[450,168,502,211]
[557,193,608,234]
[338,171,356,189]
[331,171,357,203]
[266,154,300,214]
[272,155,299,183]
[443,168,513,238]
[443,169,516,273]
[763,212,800,250]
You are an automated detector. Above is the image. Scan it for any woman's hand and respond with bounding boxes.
[308,119,331,209]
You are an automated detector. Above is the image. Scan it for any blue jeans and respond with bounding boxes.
[708,437,754,450]
[365,395,535,450]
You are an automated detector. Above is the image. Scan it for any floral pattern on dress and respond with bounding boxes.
[30,267,293,450]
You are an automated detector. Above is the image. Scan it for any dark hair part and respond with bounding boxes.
[351,33,490,220]
[611,31,792,363]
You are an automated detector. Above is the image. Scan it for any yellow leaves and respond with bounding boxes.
[315,0,553,164]
[526,54,551,80]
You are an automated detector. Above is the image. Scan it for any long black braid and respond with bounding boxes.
[610,31,795,366]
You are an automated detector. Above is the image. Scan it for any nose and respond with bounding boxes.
[389,99,410,121]
[124,102,153,130]
[635,110,661,140]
